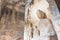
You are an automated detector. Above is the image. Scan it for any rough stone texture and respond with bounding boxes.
[0,0,25,40]
[0,0,60,40]
[24,0,60,40]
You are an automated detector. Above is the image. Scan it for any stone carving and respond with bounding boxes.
[24,0,59,40]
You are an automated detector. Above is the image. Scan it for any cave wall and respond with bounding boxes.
[0,0,25,40]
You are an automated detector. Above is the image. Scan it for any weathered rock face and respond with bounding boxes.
[1,0,26,13]
[0,0,25,40]
[24,0,60,40]
[0,0,60,40]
